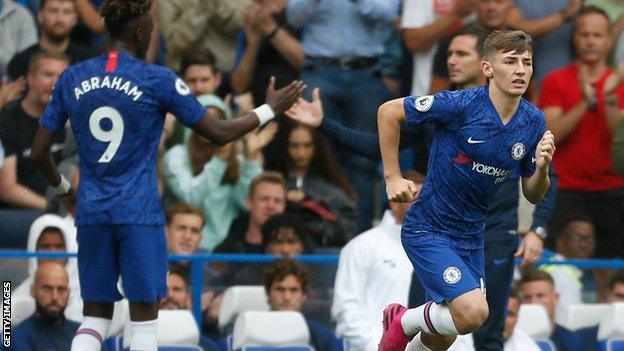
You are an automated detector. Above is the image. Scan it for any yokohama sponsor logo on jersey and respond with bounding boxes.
[471,162,510,178]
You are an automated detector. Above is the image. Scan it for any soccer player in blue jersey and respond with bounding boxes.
[377,30,555,351]
[29,1,304,350]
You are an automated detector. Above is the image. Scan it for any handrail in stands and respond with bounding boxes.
[2,250,623,330]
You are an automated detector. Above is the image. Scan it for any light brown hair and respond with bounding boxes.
[249,172,287,198]
[28,50,69,73]
[165,202,205,226]
[483,30,533,60]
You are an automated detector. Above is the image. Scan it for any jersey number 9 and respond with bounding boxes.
[89,106,124,163]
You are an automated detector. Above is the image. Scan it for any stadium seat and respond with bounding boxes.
[122,309,200,348]
[605,338,624,351]
[232,311,310,350]
[535,339,556,351]
[598,303,624,340]
[10,295,35,327]
[556,303,610,331]
[107,299,130,337]
[516,304,552,339]
[219,286,270,329]
[336,337,349,351]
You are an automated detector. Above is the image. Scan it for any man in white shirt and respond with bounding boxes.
[332,171,423,351]
[540,215,597,315]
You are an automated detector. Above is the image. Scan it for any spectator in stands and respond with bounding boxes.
[0,0,38,73]
[401,0,476,96]
[501,289,542,351]
[286,0,399,232]
[7,0,98,80]
[12,214,82,322]
[607,270,624,302]
[214,172,287,254]
[164,202,221,298]
[541,215,597,311]
[160,265,219,351]
[431,0,582,95]
[156,0,246,72]
[332,171,422,351]
[512,0,581,89]
[265,121,357,247]
[231,0,303,107]
[11,262,80,350]
[264,258,337,351]
[585,0,624,65]
[227,213,314,286]
[0,51,68,210]
[519,270,598,351]
[163,50,222,149]
[540,5,624,301]
[0,51,68,248]
[164,94,274,251]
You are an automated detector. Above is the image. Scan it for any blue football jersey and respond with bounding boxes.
[402,86,546,249]
[40,51,205,226]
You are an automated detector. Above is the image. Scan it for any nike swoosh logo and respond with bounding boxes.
[467,137,486,144]
[494,258,509,265]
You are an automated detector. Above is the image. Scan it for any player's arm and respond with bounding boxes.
[378,98,419,202]
[521,130,555,204]
[30,127,75,213]
[191,78,305,146]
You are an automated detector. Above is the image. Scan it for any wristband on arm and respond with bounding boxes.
[253,104,276,126]
[53,175,71,196]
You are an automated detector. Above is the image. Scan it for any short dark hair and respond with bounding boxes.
[165,202,205,226]
[519,269,555,288]
[179,50,217,77]
[575,5,611,31]
[608,270,624,292]
[264,258,310,294]
[28,50,69,73]
[484,30,533,59]
[453,24,490,58]
[168,264,190,288]
[249,172,287,198]
[558,214,594,236]
[100,0,152,39]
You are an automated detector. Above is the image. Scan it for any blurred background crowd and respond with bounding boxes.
[1,0,624,350]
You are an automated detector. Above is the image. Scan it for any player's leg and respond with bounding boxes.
[472,240,517,350]
[72,225,122,351]
[380,234,487,351]
[119,225,168,351]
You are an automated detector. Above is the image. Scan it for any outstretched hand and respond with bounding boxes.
[265,77,306,115]
[535,130,555,173]
[285,88,323,127]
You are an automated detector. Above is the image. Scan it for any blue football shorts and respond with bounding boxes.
[76,224,168,303]
[402,230,485,304]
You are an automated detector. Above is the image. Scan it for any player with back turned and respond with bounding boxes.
[377,30,555,351]
[29,0,305,350]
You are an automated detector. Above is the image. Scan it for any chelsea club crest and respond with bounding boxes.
[511,142,526,160]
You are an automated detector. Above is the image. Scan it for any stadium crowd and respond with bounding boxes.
[1,0,624,350]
